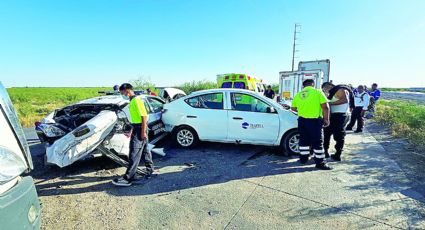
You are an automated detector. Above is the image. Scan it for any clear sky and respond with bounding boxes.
[1,0,424,88]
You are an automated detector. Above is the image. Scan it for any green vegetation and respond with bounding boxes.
[375,100,425,149]
[6,80,218,127]
[381,88,425,93]
[7,87,108,127]
[176,80,217,94]
[381,88,409,92]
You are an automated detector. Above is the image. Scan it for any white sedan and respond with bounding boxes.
[162,89,300,155]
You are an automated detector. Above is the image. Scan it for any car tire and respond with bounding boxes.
[280,129,300,156]
[173,126,199,148]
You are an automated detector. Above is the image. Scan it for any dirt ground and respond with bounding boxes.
[26,121,425,229]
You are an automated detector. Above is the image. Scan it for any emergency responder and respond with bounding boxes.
[365,83,380,119]
[369,83,381,101]
[291,79,332,170]
[346,85,370,133]
[322,82,352,161]
[112,83,154,187]
[264,85,275,99]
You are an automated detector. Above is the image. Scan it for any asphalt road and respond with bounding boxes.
[382,91,425,104]
[25,126,425,229]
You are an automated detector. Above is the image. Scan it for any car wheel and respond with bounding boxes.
[174,126,199,148]
[280,130,300,156]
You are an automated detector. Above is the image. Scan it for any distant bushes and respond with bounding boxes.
[176,80,217,94]
[375,100,425,149]
[7,87,108,127]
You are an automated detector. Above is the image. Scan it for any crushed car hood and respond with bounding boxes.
[46,110,118,167]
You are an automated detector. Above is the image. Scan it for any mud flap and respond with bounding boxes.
[46,111,118,167]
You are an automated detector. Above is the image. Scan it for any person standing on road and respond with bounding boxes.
[291,79,332,170]
[365,83,380,119]
[322,82,353,161]
[264,85,275,99]
[346,85,370,133]
[369,83,381,102]
[112,83,154,187]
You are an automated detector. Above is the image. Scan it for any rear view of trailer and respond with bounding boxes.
[279,70,324,101]
[298,59,330,83]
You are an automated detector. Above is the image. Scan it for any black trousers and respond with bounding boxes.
[347,107,364,131]
[298,117,325,164]
[324,113,348,156]
[124,125,153,181]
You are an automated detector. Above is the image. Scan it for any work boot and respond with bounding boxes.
[331,154,341,161]
[299,156,309,164]
[315,163,332,170]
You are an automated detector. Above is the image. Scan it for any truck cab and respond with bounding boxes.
[217,73,265,94]
[0,82,41,229]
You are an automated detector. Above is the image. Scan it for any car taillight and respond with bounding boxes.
[34,121,41,127]
[239,75,244,79]
[225,76,229,80]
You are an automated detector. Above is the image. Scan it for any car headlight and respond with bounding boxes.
[28,204,39,224]
[0,146,27,184]
[38,124,66,137]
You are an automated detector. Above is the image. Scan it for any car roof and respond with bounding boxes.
[75,94,155,106]
[189,88,259,96]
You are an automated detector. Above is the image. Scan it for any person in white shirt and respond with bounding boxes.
[346,85,370,133]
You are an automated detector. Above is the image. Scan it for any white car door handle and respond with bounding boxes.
[232,117,243,120]
[187,115,197,118]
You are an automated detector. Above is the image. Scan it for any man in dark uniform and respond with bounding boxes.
[264,85,275,99]
[291,79,331,170]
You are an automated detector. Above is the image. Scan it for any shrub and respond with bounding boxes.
[375,100,425,149]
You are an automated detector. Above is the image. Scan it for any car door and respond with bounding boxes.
[183,92,228,141]
[227,92,280,145]
[145,97,166,141]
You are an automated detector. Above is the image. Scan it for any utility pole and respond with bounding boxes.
[291,23,301,71]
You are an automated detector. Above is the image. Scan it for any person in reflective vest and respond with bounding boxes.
[291,79,332,170]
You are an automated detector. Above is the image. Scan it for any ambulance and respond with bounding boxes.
[217,73,265,94]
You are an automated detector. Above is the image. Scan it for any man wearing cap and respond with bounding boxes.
[112,83,154,186]
[291,79,332,170]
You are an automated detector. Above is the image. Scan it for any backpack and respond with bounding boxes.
[327,85,355,109]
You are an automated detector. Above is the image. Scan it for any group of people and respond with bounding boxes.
[291,80,381,170]
[111,81,381,186]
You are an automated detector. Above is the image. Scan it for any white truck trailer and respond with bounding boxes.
[278,70,324,106]
[298,59,330,83]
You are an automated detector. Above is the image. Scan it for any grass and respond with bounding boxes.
[7,87,108,127]
[7,81,218,127]
[176,80,217,94]
[381,88,425,93]
[375,99,425,149]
